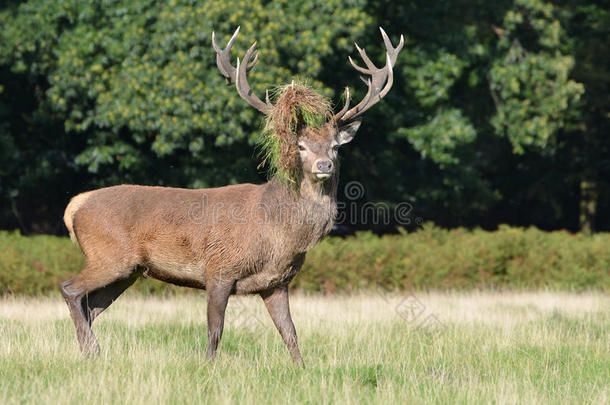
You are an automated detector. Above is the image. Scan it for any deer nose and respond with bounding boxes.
[316,160,333,173]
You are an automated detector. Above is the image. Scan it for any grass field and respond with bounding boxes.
[0,291,608,404]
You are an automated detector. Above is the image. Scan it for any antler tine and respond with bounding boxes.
[235,42,274,114]
[378,53,394,100]
[248,51,259,71]
[212,27,260,85]
[352,54,393,117]
[213,28,273,114]
[212,27,238,84]
[379,27,404,66]
[332,87,351,121]
[355,43,378,71]
[348,55,371,75]
[341,78,373,122]
[335,27,403,124]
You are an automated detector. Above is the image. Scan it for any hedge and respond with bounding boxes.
[1,224,608,296]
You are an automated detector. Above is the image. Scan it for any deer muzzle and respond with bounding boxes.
[314,160,333,180]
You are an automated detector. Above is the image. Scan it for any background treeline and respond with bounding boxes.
[2,226,608,296]
[0,0,608,235]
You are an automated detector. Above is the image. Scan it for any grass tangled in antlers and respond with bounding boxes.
[258,82,333,191]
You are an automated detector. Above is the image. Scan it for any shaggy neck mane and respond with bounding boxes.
[261,169,338,246]
[267,168,339,204]
[257,83,339,242]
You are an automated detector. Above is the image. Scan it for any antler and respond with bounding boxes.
[212,26,274,114]
[334,27,404,124]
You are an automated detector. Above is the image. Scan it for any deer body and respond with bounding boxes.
[65,175,336,295]
[60,26,402,364]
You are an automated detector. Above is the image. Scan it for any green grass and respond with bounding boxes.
[0,292,608,404]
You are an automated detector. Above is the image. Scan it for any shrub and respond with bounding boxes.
[1,224,608,296]
[296,224,610,292]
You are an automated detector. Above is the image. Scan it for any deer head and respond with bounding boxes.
[212,27,403,188]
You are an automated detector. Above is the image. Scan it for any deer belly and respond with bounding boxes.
[234,253,305,294]
[144,253,206,289]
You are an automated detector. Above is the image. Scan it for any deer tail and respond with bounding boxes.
[63,191,93,245]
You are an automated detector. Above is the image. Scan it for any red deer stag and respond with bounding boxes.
[60,26,403,364]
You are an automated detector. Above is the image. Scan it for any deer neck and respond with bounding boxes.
[297,170,339,203]
[264,172,339,247]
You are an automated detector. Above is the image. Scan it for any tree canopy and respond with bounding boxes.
[0,0,607,234]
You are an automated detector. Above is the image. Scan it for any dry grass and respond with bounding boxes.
[1,291,608,404]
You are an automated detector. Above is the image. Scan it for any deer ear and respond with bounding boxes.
[337,119,362,145]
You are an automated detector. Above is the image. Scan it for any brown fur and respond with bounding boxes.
[59,126,342,362]
[66,176,337,292]
[59,28,385,362]
[64,191,94,244]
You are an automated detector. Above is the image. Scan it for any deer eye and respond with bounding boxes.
[298,144,306,152]
[332,145,339,152]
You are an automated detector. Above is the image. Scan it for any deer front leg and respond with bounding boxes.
[261,285,304,366]
[205,277,233,360]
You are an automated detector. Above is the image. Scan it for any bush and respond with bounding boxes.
[1,224,608,296]
[296,224,610,292]
[0,231,84,296]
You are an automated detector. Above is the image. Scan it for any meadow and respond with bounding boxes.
[0,291,608,404]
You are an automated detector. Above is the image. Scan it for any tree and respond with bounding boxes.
[347,0,586,230]
[0,0,369,232]
[0,0,606,233]
[555,1,610,234]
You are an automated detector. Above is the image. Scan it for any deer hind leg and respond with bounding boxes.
[261,285,303,366]
[60,265,139,356]
[83,271,140,323]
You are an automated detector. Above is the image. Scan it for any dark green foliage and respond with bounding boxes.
[1,227,608,296]
[0,0,369,231]
[0,0,608,233]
